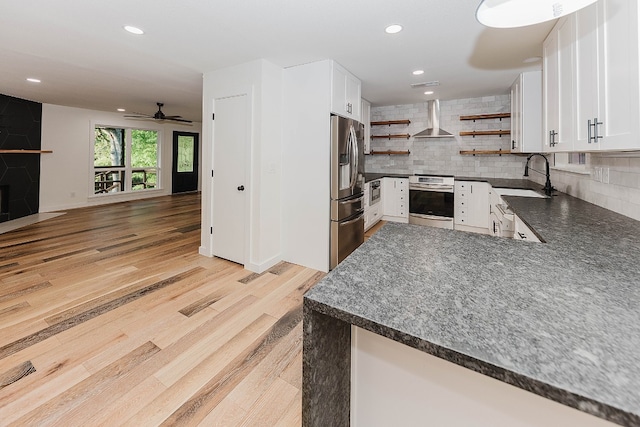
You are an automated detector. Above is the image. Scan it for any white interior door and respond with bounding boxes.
[212,94,248,265]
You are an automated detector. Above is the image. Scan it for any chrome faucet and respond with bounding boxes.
[523,153,555,196]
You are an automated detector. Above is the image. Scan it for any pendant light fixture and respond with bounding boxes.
[476,0,599,28]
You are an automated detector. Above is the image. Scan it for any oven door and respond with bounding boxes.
[409,186,454,229]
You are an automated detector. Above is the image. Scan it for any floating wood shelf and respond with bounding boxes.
[459,130,510,137]
[369,150,411,155]
[0,149,53,154]
[371,120,411,126]
[459,113,510,121]
[371,134,411,140]
[460,149,511,156]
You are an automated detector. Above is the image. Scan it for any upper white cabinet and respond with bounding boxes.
[510,70,542,153]
[543,17,574,152]
[543,0,640,152]
[331,62,361,121]
[361,98,371,154]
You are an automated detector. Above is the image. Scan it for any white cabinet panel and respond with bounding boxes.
[455,181,490,231]
[510,71,542,153]
[382,177,408,223]
[361,99,371,154]
[331,62,362,121]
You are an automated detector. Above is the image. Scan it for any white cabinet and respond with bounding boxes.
[513,215,541,242]
[382,178,408,223]
[365,203,382,231]
[331,62,361,121]
[543,0,640,152]
[543,16,574,152]
[454,181,490,232]
[510,71,542,153]
[361,99,371,154]
[573,0,639,151]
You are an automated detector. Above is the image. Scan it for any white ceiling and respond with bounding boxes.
[0,0,554,123]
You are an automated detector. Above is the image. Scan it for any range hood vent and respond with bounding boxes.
[413,100,454,138]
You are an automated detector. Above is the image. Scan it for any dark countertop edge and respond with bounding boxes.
[303,295,639,427]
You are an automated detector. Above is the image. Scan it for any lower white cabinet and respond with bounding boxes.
[382,178,408,223]
[365,202,382,231]
[454,181,490,233]
[513,215,541,242]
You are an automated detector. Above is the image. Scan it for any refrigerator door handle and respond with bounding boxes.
[349,125,358,191]
[339,213,364,227]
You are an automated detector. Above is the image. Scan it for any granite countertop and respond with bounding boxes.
[304,189,640,426]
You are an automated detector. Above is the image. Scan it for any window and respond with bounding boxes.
[94,126,160,195]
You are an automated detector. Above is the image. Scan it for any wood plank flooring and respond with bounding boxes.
[0,193,325,426]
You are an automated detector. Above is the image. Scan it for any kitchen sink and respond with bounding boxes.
[494,188,547,198]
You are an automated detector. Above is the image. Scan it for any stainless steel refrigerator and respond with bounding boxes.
[330,115,365,270]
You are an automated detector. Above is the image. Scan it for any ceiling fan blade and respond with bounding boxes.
[166,117,193,123]
[124,114,153,118]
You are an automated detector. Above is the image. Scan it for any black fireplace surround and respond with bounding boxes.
[0,94,42,223]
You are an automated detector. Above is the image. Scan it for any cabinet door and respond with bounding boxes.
[467,182,490,229]
[543,29,559,151]
[574,4,599,151]
[331,64,348,118]
[557,16,575,151]
[595,0,639,150]
[510,76,521,152]
[347,74,362,121]
[382,178,398,217]
[361,99,371,154]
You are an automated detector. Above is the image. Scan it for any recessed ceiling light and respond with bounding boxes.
[117,108,126,112]
[424,91,434,95]
[26,78,41,83]
[523,56,542,63]
[124,25,144,35]
[385,24,403,34]
[412,70,425,76]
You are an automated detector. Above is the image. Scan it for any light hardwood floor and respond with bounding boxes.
[0,193,326,426]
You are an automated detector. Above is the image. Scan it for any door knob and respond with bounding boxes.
[237,185,245,191]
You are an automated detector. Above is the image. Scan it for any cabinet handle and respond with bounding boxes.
[594,118,603,142]
[512,140,516,150]
[549,130,558,147]
[518,232,527,239]
[588,119,593,143]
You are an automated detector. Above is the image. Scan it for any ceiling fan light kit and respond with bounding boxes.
[476,0,599,28]
[124,102,192,124]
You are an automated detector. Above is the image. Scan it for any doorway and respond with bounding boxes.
[172,131,199,193]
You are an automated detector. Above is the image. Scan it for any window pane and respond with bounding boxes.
[95,170,124,194]
[177,135,194,172]
[131,130,158,168]
[131,170,157,191]
[95,127,125,167]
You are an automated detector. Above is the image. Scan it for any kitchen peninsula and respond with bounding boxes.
[303,188,640,426]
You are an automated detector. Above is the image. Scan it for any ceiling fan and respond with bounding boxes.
[124,102,192,123]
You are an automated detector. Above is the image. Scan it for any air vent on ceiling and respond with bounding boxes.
[410,80,440,89]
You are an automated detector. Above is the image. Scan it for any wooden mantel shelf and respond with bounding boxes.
[459,113,510,121]
[371,120,411,126]
[371,134,411,140]
[369,150,411,155]
[0,149,53,154]
[459,130,510,137]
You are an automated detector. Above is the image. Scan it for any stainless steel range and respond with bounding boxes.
[408,175,455,229]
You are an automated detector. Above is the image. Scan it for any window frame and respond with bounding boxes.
[92,124,162,197]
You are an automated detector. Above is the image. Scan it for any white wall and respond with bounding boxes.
[200,59,283,273]
[40,104,201,212]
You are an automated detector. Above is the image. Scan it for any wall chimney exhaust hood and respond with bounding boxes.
[413,100,454,138]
